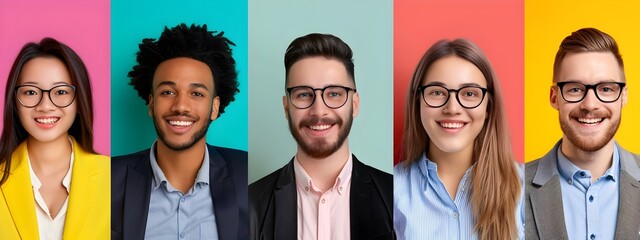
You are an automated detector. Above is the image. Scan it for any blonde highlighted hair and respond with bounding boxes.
[401,39,521,239]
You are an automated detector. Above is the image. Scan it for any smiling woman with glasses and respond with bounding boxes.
[0,38,109,239]
[394,39,524,240]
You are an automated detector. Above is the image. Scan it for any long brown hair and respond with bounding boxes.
[401,39,520,239]
[0,38,96,186]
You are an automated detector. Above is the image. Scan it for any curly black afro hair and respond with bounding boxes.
[128,23,239,117]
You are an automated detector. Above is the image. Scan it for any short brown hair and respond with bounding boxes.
[553,27,624,82]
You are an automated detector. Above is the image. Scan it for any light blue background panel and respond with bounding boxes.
[111,0,248,155]
[248,0,393,183]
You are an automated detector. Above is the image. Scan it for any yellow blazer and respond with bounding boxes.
[0,138,110,239]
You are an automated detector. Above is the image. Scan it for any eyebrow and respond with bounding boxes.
[156,81,209,91]
[20,81,71,86]
[424,81,485,88]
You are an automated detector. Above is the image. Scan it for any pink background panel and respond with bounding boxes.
[0,0,110,155]
[394,0,524,164]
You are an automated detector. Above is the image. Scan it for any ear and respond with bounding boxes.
[210,96,220,121]
[282,95,289,119]
[148,94,154,117]
[621,86,628,106]
[550,86,559,110]
[352,91,360,117]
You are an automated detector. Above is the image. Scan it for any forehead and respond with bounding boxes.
[153,57,214,89]
[287,56,352,87]
[19,57,72,86]
[422,56,487,87]
[558,52,623,83]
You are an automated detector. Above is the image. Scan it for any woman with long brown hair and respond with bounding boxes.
[0,38,109,239]
[394,39,523,239]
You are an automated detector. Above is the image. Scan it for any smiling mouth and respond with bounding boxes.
[438,122,466,129]
[577,118,603,125]
[168,120,194,127]
[35,117,59,124]
[308,124,332,131]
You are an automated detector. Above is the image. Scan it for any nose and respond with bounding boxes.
[34,92,56,111]
[170,93,191,113]
[442,92,462,114]
[579,89,600,111]
[308,91,329,116]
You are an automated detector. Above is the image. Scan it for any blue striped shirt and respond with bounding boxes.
[394,153,524,239]
[557,145,619,240]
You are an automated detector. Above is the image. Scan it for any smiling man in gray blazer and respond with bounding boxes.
[525,27,640,240]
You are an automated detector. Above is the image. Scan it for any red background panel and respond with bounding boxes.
[394,0,524,164]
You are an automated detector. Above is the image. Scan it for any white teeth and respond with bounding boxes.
[36,118,58,124]
[309,124,331,131]
[578,118,603,124]
[440,122,464,129]
[168,120,194,127]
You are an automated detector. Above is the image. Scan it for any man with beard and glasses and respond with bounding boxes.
[525,27,640,240]
[248,33,394,240]
[111,24,248,240]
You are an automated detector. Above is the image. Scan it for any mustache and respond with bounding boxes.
[569,109,610,119]
[298,116,341,128]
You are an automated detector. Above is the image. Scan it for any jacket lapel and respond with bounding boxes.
[1,142,39,239]
[208,146,238,240]
[63,138,99,239]
[349,156,372,239]
[273,159,297,240]
[530,141,569,240]
[123,152,152,240]
[614,148,640,239]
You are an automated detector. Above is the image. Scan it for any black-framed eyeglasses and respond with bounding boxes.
[554,81,625,103]
[418,85,488,109]
[286,85,357,109]
[15,84,77,108]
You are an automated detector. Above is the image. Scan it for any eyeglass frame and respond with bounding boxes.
[285,85,357,109]
[15,84,77,108]
[553,81,626,103]
[417,84,489,109]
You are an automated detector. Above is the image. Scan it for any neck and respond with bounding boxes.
[155,138,207,192]
[27,135,72,173]
[560,137,614,182]
[295,141,351,192]
[427,142,474,177]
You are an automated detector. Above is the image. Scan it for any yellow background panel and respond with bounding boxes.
[525,0,640,162]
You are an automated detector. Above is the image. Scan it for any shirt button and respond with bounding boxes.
[339,186,343,192]
[580,171,586,177]
[180,197,186,202]
[589,195,594,202]
[180,233,185,238]
[590,234,595,239]
[452,212,458,218]
[305,187,309,191]
[321,198,326,204]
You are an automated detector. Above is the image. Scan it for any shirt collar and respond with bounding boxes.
[556,143,619,182]
[149,141,210,190]
[28,137,75,193]
[419,152,474,181]
[293,153,353,195]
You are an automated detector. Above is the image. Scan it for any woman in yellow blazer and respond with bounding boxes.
[0,38,109,239]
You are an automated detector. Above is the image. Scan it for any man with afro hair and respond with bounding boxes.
[111,23,247,240]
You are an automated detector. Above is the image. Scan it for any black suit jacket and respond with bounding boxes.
[111,144,248,240]
[249,155,394,240]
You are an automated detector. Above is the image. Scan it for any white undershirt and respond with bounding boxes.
[27,139,74,240]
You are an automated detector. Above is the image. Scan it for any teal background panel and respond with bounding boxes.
[111,0,248,155]
[248,0,393,183]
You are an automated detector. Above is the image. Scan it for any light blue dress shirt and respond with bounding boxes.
[394,153,524,240]
[145,142,219,240]
[557,145,619,240]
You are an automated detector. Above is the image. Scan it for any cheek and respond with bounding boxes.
[419,103,435,133]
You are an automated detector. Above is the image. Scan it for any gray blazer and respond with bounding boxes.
[525,140,640,240]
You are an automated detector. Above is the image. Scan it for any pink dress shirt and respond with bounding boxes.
[294,155,353,240]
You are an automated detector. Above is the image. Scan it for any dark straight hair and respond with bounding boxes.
[0,37,96,186]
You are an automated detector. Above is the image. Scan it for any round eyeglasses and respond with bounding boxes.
[286,85,357,109]
[15,85,77,108]
[418,85,488,109]
[554,81,626,103]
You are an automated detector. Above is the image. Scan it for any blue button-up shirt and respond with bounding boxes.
[145,142,219,240]
[557,145,619,240]
[394,153,524,239]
